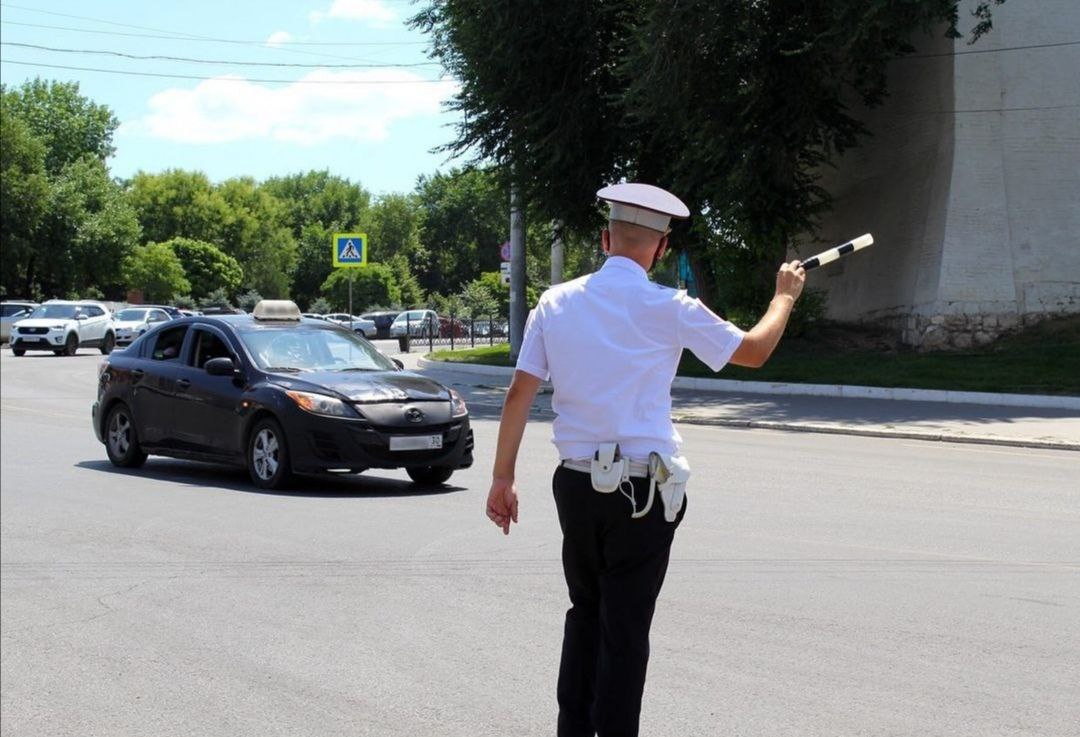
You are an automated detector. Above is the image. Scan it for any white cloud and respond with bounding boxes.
[122,71,458,146]
[265,31,293,48]
[310,0,397,27]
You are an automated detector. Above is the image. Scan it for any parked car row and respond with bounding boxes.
[4,300,195,356]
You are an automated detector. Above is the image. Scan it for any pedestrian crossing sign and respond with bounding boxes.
[332,233,367,268]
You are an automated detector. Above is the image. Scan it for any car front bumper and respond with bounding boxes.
[10,331,66,350]
[279,407,474,475]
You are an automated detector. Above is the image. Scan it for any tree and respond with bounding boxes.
[164,237,243,299]
[126,170,229,246]
[1,78,118,175]
[0,99,50,298]
[307,297,333,314]
[412,0,1004,310]
[459,279,498,318]
[123,243,190,302]
[199,287,232,310]
[217,177,297,298]
[320,265,400,313]
[387,253,426,307]
[236,289,263,312]
[2,81,137,300]
[413,167,506,294]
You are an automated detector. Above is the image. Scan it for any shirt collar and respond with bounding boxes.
[600,255,648,281]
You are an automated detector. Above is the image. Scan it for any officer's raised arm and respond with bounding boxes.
[728,259,806,367]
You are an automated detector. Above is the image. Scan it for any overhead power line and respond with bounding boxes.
[1,60,454,85]
[0,20,428,47]
[901,39,1080,59]
[1,42,440,68]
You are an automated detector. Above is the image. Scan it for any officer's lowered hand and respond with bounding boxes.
[486,478,519,535]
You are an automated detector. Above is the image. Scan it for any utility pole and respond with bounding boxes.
[509,183,526,361]
[550,220,564,286]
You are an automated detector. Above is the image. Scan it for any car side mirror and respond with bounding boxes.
[205,357,237,376]
[392,358,404,370]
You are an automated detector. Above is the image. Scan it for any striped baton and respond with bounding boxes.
[801,234,874,271]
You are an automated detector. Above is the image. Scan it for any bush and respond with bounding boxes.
[236,289,263,312]
[199,287,232,310]
[307,297,332,314]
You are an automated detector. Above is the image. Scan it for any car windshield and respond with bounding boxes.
[115,309,149,321]
[238,326,396,372]
[393,311,426,323]
[28,304,80,319]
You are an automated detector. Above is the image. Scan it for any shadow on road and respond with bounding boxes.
[75,459,468,498]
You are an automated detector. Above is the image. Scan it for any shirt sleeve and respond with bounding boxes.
[675,293,746,372]
[515,306,550,380]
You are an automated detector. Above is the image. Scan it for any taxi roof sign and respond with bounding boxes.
[333,232,367,268]
[252,300,302,321]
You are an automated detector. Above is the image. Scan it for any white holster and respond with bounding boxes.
[648,452,691,522]
[590,443,629,493]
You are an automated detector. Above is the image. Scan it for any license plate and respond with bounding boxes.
[389,434,443,451]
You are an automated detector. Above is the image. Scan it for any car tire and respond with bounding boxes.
[105,403,148,468]
[63,333,78,356]
[247,417,292,490]
[406,466,454,486]
[100,332,115,354]
[11,347,25,356]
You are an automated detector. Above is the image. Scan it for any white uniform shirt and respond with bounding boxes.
[516,255,745,460]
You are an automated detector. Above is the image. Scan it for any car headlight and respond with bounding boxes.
[450,389,468,417]
[285,390,354,418]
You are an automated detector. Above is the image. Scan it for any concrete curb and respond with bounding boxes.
[670,416,1079,452]
[417,357,1080,411]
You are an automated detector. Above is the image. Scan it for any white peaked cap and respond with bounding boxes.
[597,183,690,233]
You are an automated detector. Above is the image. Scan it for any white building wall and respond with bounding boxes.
[805,0,1080,348]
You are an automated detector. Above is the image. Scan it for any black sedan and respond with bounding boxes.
[91,301,473,489]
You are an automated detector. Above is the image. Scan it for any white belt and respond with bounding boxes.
[561,458,650,478]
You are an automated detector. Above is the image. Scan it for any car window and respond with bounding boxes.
[1,304,34,318]
[148,310,169,323]
[29,304,79,320]
[115,308,149,321]
[150,325,188,362]
[190,328,233,369]
[83,305,105,317]
[238,326,395,372]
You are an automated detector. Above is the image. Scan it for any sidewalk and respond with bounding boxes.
[407,355,1080,451]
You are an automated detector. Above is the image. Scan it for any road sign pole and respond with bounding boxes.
[348,269,354,332]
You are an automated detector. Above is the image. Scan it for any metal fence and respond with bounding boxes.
[395,310,509,353]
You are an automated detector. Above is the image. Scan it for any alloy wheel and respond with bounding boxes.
[252,428,280,481]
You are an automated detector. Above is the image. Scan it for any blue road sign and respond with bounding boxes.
[332,232,367,268]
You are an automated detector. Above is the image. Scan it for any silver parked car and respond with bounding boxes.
[1,301,38,343]
[111,307,174,346]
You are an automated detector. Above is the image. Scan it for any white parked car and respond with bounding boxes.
[9,300,115,356]
[111,307,173,346]
[1,301,38,343]
[389,309,440,338]
[322,312,377,339]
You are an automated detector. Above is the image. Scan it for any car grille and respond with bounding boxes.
[18,327,48,335]
[349,421,465,463]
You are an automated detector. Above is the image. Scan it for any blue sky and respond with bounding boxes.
[0,0,465,195]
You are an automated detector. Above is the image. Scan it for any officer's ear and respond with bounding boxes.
[656,235,670,261]
[601,229,611,254]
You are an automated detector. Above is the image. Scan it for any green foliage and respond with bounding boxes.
[0,98,50,299]
[1,79,118,175]
[459,279,499,318]
[173,294,196,310]
[199,287,232,310]
[320,265,400,313]
[216,177,297,298]
[307,297,333,314]
[123,243,190,302]
[236,289,264,312]
[164,237,243,299]
[126,170,229,246]
[413,0,1005,310]
[413,167,506,294]
[387,253,426,308]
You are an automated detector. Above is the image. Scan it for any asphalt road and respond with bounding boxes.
[2,349,1078,737]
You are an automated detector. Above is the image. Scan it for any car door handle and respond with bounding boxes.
[177,378,191,390]
[131,369,144,381]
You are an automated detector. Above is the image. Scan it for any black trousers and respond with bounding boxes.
[552,465,686,737]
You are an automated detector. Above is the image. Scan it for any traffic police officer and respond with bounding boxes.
[486,183,806,737]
